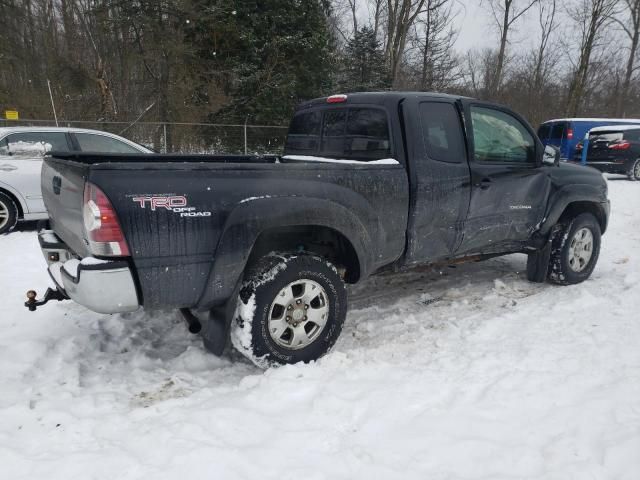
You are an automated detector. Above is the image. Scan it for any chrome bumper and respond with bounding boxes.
[39,230,140,314]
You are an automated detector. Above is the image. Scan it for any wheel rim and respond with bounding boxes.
[634,160,640,179]
[0,200,9,229]
[567,227,594,273]
[268,279,329,350]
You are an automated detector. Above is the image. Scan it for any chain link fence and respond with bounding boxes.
[0,119,289,154]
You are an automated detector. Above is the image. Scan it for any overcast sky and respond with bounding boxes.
[454,0,538,52]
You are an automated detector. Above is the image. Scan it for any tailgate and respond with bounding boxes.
[41,156,90,257]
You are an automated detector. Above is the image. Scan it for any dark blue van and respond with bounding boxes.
[537,118,640,161]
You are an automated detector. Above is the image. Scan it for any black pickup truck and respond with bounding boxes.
[30,92,610,367]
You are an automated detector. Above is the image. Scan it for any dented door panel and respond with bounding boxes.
[402,98,472,263]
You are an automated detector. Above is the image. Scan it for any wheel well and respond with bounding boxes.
[0,188,23,218]
[559,201,607,233]
[248,225,361,283]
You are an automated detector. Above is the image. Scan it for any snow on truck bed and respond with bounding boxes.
[1,178,639,480]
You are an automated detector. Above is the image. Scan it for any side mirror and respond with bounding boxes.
[542,145,560,166]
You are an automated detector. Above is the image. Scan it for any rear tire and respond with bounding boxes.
[0,192,18,234]
[230,253,347,368]
[548,213,601,285]
[628,159,640,181]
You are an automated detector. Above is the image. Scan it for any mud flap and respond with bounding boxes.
[526,225,561,283]
[200,295,237,356]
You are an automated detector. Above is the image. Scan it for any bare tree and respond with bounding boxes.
[409,0,459,91]
[367,0,386,40]
[612,0,640,116]
[565,0,619,117]
[348,0,358,33]
[385,0,429,87]
[532,0,557,92]
[482,0,539,98]
[462,48,498,98]
[506,0,559,125]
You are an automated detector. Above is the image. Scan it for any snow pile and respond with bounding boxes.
[0,141,52,157]
[283,154,399,165]
[1,178,639,479]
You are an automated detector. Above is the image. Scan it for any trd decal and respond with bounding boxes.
[131,195,212,217]
[132,196,187,210]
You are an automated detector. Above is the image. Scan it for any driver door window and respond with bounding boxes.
[471,106,535,164]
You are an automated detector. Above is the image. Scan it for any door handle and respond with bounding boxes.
[0,164,17,172]
[477,178,492,190]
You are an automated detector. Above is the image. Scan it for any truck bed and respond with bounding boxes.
[41,152,409,310]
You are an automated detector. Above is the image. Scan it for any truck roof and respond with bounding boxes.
[297,91,468,109]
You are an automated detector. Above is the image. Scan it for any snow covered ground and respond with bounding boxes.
[1,177,639,480]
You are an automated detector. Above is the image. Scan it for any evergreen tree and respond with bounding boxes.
[207,0,336,124]
[338,27,390,92]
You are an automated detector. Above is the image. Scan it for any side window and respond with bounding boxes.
[344,108,391,160]
[0,137,8,156]
[320,109,347,157]
[75,133,140,153]
[470,106,535,164]
[419,102,466,163]
[5,132,70,156]
[285,111,321,154]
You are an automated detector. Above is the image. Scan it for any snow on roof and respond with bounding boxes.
[541,118,640,124]
[589,125,640,133]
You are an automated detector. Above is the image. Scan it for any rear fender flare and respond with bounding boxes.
[197,196,372,309]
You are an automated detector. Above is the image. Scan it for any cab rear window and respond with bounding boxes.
[285,107,391,161]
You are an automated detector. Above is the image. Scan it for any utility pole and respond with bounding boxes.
[47,79,59,127]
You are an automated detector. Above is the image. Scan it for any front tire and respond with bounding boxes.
[548,213,601,285]
[0,192,18,234]
[230,253,347,368]
[628,159,640,181]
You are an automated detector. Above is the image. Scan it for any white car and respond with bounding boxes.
[0,127,151,234]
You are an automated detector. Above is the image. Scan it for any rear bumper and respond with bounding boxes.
[39,230,140,314]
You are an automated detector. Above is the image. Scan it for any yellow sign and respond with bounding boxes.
[5,110,19,120]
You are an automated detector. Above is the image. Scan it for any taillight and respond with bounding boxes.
[567,128,574,140]
[326,94,347,104]
[83,182,130,256]
[609,140,631,150]
[575,142,583,151]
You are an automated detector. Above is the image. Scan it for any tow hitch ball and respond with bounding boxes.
[25,288,67,311]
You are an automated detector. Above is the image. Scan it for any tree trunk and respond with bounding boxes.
[489,0,512,97]
[616,3,640,117]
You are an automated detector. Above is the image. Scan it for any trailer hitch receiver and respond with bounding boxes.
[25,288,68,311]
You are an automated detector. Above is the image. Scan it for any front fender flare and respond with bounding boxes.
[539,184,609,235]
